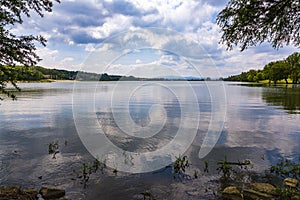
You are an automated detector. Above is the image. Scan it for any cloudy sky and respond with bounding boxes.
[16,0,298,78]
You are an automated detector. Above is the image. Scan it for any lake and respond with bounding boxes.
[0,81,299,199]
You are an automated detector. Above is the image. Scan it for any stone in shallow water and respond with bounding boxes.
[243,189,275,200]
[185,189,200,196]
[284,178,299,189]
[249,183,276,195]
[292,194,300,200]
[222,186,242,200]
[0,186,38,200]
[24,188,38,198]
[39,186,66,199]
[0,186,21,198]
[243,183,276,200]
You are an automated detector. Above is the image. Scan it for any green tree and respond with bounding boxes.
[253,71,264,83]
[285,52,300,84]
[263,62,274,84]
[262,67,268,84]
[246,69,257,82]
[279,61,290,84]
[0,0,60,100]
[264,61,288,84]
[217,0,299,51]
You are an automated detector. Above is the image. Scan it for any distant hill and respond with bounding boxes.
[156,76,204,81]
[0,65,131,81]
[33,66,124,81]
[0,65,207,82]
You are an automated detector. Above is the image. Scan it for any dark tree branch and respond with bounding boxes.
[0,0,60,100]
[217,0,300,51]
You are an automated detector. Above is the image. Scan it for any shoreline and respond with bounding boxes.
[16,79,77,83]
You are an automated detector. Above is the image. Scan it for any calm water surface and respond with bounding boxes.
[0,82,299,199]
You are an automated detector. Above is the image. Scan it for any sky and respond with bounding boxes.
[15,0,299,78]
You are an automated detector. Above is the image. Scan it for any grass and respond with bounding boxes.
[259,78,294,84]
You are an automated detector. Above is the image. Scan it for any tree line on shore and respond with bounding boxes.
[0,65,168,82]
[0,65,90,81]
[0,65,129,81]
[224,52,300,84]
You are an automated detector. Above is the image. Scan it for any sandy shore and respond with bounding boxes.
[52,79,77,82]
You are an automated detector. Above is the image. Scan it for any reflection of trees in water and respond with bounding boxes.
[262,86,300,114]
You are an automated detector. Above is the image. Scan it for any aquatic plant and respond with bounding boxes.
[203,160,209,173]
[173,155,190,180]
[217,157,251,179]
[193,169,199,179]
[113,167,118,176]
[216,157,252,189]
[270,159,300,179]
[274,187,299,200]
[48,141,59,159]
[140,190,156,200]
[78,157,101,188]
[269,159,300,199]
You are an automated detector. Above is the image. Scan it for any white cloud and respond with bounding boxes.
[13,0,294,77]
[88,14,133,39]
[36,47,84,70]
[85,44,97,52]
[36,47,59,67]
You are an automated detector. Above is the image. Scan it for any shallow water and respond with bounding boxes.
[0,81,299,199]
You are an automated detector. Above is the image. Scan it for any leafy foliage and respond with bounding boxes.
[0,0,60,99]
[217,0,300,51]
[0,65,20,100]
[286,52,300,84]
